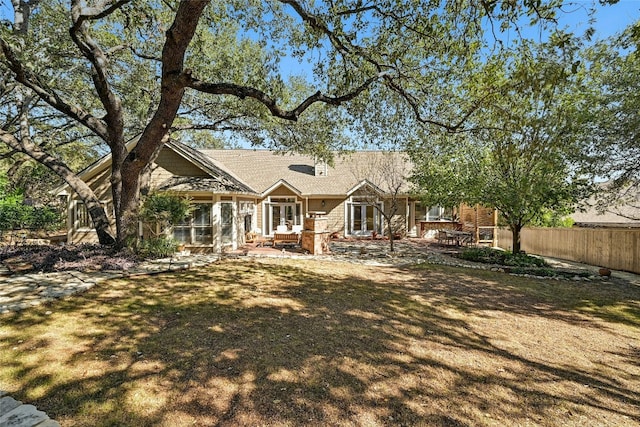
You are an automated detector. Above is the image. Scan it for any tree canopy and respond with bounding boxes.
[0,0,580,247]
[409,40,592,252]
[574,21,640,220]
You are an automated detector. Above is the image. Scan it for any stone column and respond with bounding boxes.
[301,212,330,255]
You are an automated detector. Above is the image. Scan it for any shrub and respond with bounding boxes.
[0,202,62,232]
[140,192,191,237]
[459,247,548,268]
[28,206,64,231]
[137,237,178,259]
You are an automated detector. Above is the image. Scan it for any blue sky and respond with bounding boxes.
[0,1,637,39]
[560,0,639,39]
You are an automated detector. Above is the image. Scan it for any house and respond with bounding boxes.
[571,184,640,228]
[59,140,497,251]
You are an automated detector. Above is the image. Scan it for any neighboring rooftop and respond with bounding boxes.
[571,184,640,228]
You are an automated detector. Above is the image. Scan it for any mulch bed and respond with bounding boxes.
[0,244,139,273]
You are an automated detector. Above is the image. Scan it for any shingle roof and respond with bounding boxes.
[155,176,246,193]
[571,205,640,227]
[166,141,256,194]
[199,149,412,196]
[571,183,640,227]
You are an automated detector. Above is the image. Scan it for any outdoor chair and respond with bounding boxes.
[273,232,300,247]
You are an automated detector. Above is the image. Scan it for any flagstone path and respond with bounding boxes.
[0,390,60,427]
[0,254,220,315]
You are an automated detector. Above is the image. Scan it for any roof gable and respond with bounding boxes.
[164,141,255,194]
[347,179,385,197]
[57,138,257,196]
[261,179,302,197]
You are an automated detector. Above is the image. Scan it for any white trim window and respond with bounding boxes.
[173,203,213,244]
[347,198,382,236]
[263,197,302,235]
[239,201,255,234]
[417,204,454,221]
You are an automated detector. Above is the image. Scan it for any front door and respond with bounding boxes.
[349,203,380,236]
[265,201,301,235]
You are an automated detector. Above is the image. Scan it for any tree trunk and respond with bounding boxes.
[108,0,209,248]
[115,165,142,249]
[81,189,116,246]
[511,223,522,254]
[387,203,400,253]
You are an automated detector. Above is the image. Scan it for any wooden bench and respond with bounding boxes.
[273,233,300,247]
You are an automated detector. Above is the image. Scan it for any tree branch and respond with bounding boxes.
[186,72,384,121]
[171,123,261,133]
[71,0,131,24]
[0,37,109,139]
[130,0,210,168]
[69,0,127,145]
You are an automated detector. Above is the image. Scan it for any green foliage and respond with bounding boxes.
[0,175,62,232]
[459,247,548,268]
[0,0,579,248]
[408,130,487,208]
[140,193,191,237]
[530,210,575,227]
[28,206,64,231]
[137,237,179,259]
[0,203,28,231]
[409,40,593,252]
[573,22,640,219]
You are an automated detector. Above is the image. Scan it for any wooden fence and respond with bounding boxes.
[497,227,640,274]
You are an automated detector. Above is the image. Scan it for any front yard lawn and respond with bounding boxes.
[1,258,639,426]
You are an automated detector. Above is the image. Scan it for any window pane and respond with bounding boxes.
[271,205,282,229]
[417,203,428,220]
[442,207,453,221]
[353,205,362,231]
[427,206,441,221]
[173,226,190,243]
[193,204,211,226]
[173,203,213,244]
[221,202,233,244]
[194,227,213,244]
[366,205,374,231]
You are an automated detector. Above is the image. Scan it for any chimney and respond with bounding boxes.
[314,158,328,176]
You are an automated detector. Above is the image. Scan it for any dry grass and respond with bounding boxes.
[1,258,639,426]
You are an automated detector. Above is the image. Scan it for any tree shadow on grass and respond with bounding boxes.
[1,259,639,426]
[410,263,640,328]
